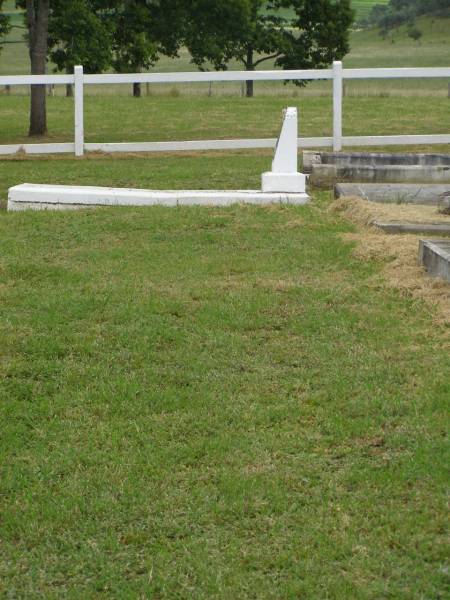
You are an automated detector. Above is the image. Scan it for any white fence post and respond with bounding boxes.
[74,65,84,157]
[333,61,343,152]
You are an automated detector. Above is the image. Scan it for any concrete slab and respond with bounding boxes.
[310,164,450,186]
[438,195,450,214]
[334,183,450,205]
[419,239,450,282]
[373,221,450,236]
[261,172,306,193]
[7,184,310,211]
[303,151,450,172]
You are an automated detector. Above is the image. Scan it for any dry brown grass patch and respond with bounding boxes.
[331,196,450,326]
[331,195,450,227]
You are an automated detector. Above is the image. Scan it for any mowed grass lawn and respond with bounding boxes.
[0,157,449,597]
[0,9,449,597]
[0,94,449,148]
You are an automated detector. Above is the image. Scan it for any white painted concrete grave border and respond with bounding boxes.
[7,108,310,210]
[262,108,306,193]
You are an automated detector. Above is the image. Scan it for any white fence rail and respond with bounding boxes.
[0,62,449,157]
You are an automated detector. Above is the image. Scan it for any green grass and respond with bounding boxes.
[0,181,448,597]
[1,6,449,97]
[0,94,449,151]
[0,4,449,596]
[353,0,389,20]
[347,16,450,68]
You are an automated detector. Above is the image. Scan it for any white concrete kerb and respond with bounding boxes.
[7,107,310,210]
[261,107,307,194]
[7,184,310,210]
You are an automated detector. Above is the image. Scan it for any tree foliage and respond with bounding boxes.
[182,0,354,96]
[48,0,114,75]
[110,1,157,74]
[110,0,160,96]
[46,0,182,95]
[0,0,12,55]
[362,0,450,31]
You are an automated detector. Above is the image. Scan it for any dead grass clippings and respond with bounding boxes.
[330,196,450,328]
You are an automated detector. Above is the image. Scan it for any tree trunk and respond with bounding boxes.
[133,82,141,97]
[26,0,50,137]
[66,84,73,97]
[245,46,254,98]
[29,58,47,136]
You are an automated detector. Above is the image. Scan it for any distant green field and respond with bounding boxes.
[0,6,449,98]
[1,0,392,21]
[353,0,390,20]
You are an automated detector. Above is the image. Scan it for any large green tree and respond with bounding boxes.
[48,0,114,96]
[110,0,158,97]
[48,1,179,97]
[184,0,354,97]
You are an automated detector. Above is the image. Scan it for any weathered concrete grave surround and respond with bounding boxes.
[305,151,450,186]
[419,239,450,282]
[334,183,450,206]
[7,185,310,211]
[8,108,310,211]
[373,221,450,236]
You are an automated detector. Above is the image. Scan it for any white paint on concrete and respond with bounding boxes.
[333,61,343,152]
[0,137,335,157]
[74,66,84,157]
[271,108,299,174]
[261,108,307,194]
[7,184,310,211]
[261,173,306,194]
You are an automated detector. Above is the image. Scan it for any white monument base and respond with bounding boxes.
[7,184,310,211]
[261,172,306,194]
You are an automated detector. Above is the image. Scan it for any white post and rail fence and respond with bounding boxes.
[0,62,449,157]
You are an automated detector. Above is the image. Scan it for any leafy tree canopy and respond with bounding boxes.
[48,0,114,74]
[181,0,354,96]
[110,0,158,74]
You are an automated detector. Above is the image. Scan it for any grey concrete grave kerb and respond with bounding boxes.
[303,151,450,172]
[334,183,450,206]
[310,164,450,186]
[373,221,450,236]
[419,239,450,282]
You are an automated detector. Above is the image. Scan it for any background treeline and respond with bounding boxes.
[0,0,355,135]
[361,0,450,34]
[1,1,355,99]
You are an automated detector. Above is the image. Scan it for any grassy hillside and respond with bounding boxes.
[353,0,389,20]
[0,6,448,97]
[346,16,450,68]
[1,1,448,79]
